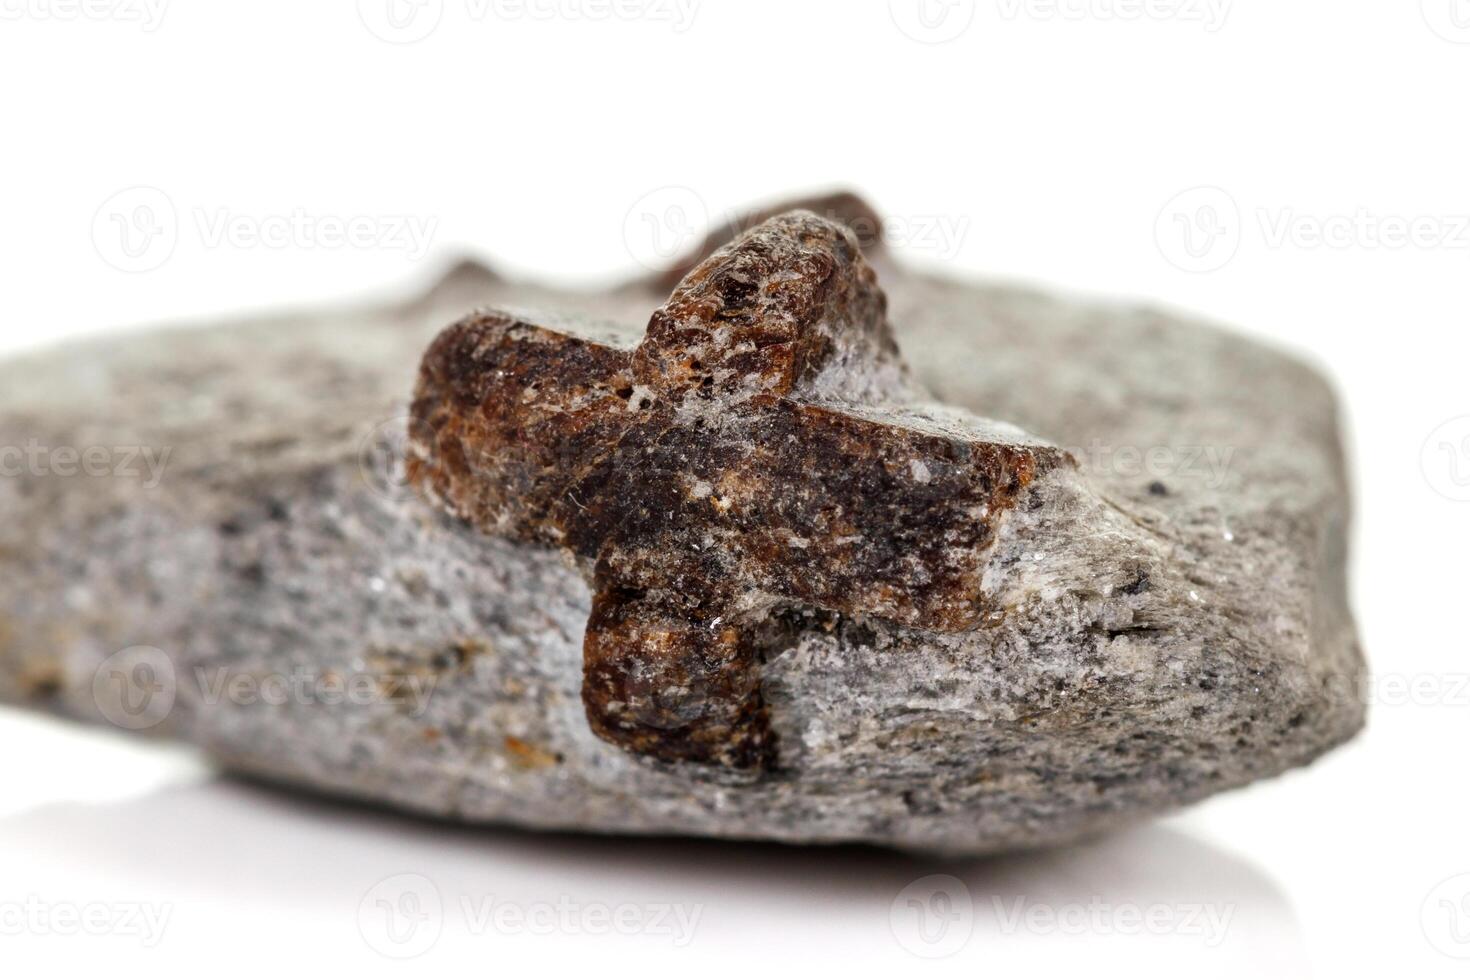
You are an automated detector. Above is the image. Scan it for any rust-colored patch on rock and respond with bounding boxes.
[408,211,1068,771]
[503,735,563,770]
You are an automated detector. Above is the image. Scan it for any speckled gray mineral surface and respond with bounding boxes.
[0,194,1365,854]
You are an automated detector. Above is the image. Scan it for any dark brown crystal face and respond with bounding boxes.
[408,211,1068,771]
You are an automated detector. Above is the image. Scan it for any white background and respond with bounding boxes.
[2,1,1468,976]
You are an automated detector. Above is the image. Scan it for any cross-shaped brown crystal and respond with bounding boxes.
[407,211,1068,771]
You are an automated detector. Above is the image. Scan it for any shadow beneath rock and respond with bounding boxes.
[0,773,1312,973]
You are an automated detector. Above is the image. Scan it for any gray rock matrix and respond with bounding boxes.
[0,196,1364,854]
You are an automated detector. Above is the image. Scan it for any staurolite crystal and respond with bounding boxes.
[0,195,1364,854]
[409,213,1068,771]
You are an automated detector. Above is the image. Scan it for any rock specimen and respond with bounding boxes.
[410,213,1067,771]
[0,194,1365,853]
